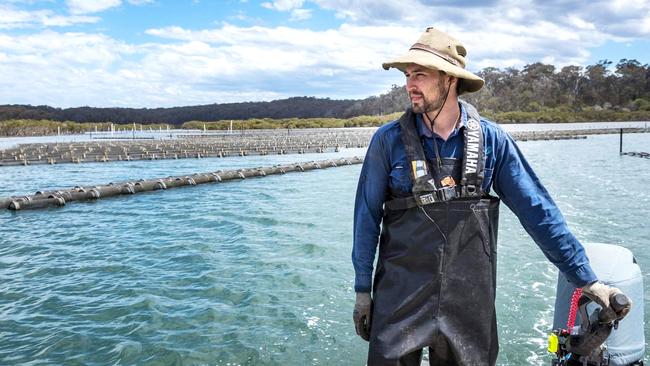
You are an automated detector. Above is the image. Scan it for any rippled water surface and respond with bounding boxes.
[1,133,649,365]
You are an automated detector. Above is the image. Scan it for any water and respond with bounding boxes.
[0,133,649,365]
[498,120,649,132]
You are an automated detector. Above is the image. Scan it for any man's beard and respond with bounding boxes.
[410,77,448,114]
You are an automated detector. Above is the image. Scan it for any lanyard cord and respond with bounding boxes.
[431,132,443,171]
[422,78,453,174]
[427,110,461,171]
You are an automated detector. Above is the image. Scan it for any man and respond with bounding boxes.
[351,27,630,365]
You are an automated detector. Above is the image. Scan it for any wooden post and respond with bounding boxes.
[619,128,623,155]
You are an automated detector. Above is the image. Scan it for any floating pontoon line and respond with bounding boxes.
[621,152,650,159]
[1,157,363,211]
[0,130,374,167]
[3,127,648,167]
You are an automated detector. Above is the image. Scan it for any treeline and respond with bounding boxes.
[0,97,379,125]
[0,119,112,137]
[181,113,402,130]
[375,59,650,122]
[0,114,402,137]
[0,59,648,125]
[0,119,169,137]
[462,59,650,122]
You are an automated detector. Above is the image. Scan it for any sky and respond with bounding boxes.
[0,0,649,108]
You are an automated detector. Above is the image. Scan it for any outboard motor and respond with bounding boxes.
[549,243,645,365]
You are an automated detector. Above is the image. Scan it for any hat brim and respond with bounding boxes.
[382,49,484,94]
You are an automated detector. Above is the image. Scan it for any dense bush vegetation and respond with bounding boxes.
[483,107,650,123]
[181,113,402,130]
[0,120,171,137]
[462,59,650,118]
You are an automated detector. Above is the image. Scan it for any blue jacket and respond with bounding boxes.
[352,104,597,293]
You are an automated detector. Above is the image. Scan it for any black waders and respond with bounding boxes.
[368,103,501,365]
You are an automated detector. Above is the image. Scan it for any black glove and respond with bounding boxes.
[353,292,372,341]
[582,281,632,323]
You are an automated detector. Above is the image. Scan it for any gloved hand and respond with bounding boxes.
[353,292,372,341]
[581,281,632,323]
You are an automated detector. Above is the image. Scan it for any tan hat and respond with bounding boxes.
[382,27,484,94]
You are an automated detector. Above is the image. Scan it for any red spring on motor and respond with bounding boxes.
[566,287,582,332]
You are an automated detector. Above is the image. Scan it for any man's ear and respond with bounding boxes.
[448,75,458,87]
[448,75,461,95]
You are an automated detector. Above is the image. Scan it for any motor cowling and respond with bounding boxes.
[552,243,645,365]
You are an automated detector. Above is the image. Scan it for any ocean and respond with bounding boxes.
[0,130,648,365]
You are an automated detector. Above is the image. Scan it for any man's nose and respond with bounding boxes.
[406,78,417,91]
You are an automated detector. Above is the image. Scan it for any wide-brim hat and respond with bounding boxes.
[382,27,484,95]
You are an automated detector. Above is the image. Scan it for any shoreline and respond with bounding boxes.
[1,119,650,139]
[1,126,648,167]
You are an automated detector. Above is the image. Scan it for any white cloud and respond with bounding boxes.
[299,0,639,72]
[0,5,99,29]
[290,8,312,21]
[0,24,413,107]
[1,0,649,108]
[144,23,415,72]
[261,0,304,11]
[312,0,650,39]
[0,30,139,107]
[229,10,259,23]
[127,0,155,5]
[566,15,596,31]
[262,0,312,22]
[66,0,122,14]
[311,0,418,23]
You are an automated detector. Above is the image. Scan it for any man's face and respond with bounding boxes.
[404,64,449,114]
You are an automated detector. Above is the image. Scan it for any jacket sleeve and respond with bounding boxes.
[491,129,597,287]
[352,131,390,293]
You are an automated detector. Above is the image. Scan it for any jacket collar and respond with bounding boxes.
[415,102,467,139]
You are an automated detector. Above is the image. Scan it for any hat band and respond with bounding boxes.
[409,43,463,68]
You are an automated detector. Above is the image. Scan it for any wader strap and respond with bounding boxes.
[390,102,486,208]
[385,188,465,211]
[385,196,418,211]
[459,100,485,198]
[398,109,438,205]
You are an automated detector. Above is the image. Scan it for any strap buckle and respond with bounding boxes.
[415,186,458,206]
[415,193,437,205]
[462,184,480,197]
[438,186,457,201]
